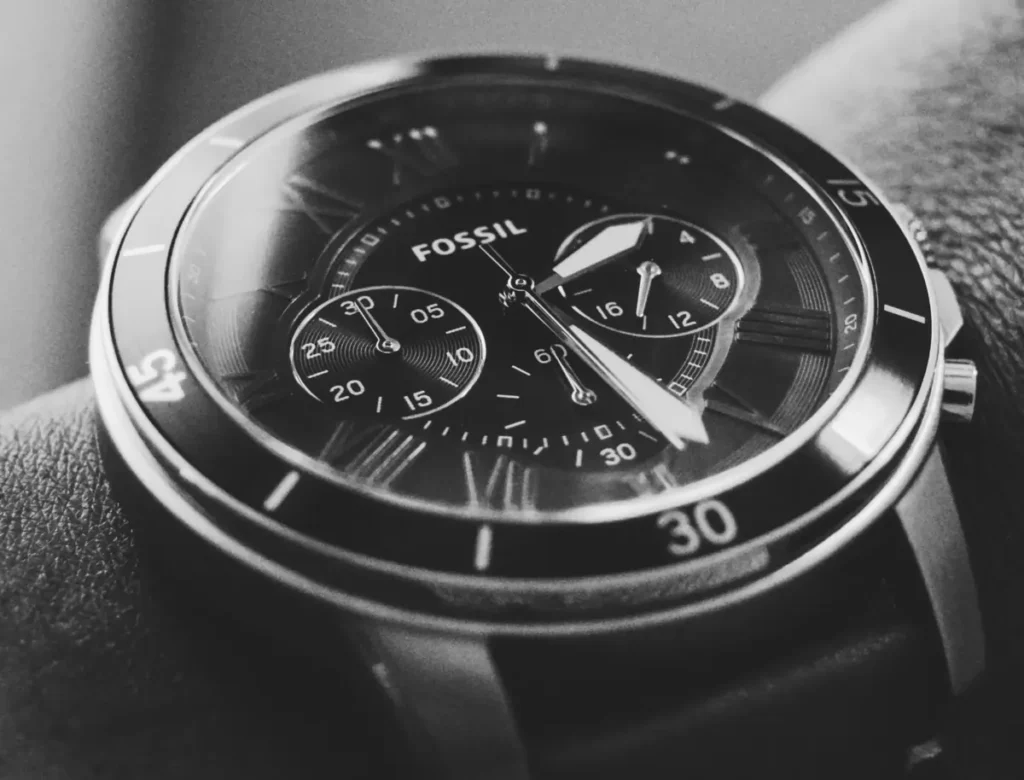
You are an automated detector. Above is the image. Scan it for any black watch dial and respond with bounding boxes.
[171,75,867,520]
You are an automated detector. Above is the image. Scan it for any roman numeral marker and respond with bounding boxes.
[321,424,426,487]
[736,303,832,353]
[282,173,362,235]
[462,452,537,512]
[367,126,457,187]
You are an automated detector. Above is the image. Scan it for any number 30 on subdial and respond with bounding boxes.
[290,286,487,419]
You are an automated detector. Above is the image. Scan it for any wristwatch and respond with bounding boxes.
[90,54,985,779]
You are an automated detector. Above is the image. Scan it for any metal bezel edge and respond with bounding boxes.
[91,53,939,634]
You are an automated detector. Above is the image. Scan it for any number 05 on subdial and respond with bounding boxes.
[290,286,487,419]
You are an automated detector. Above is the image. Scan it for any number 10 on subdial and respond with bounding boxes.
[290,285,487,419]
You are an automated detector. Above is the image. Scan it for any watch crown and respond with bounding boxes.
[941,358,977,424]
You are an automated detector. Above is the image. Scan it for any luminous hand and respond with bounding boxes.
[549,346,598,406]
[634,260,662,317]
[355,299,400,354]
[535,216,651,294]
[481,245,709,449]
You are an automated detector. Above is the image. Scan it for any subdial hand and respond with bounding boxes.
[356,299,401,354]
[481,244,709,449]
[550,346,598,406]
[535,216,652,294]
[634,260,662,317]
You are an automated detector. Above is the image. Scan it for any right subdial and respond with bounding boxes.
[556,214,743,338]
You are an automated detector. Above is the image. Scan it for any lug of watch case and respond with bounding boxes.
[895,442,984,694]
[359,622,530,780]
[928,269,964,347]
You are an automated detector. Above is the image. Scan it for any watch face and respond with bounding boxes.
[97,56,936,626]
[174,78,865,518]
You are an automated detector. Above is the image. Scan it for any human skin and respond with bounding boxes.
[1,1,1022,777]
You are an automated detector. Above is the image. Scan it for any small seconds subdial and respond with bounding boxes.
[557,214,743,338]
[291,286,486,419]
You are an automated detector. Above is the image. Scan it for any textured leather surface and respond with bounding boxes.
[0,381,400,779]
[2,0,1024,777]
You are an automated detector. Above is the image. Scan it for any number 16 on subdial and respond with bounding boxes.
[289,285,488,419]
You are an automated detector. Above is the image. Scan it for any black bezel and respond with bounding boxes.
[92,55,938,630]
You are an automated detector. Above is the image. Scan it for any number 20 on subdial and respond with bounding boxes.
[290,286,487,419]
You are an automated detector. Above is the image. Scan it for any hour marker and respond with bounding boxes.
[561,435,570,446]
[376,396,383,413]
[883,304,926,324]
[664,150,691,164]
[263,470,300,511]
[702,252,722,261]
[440,377,458,387]
[496,394,520,399]
[736,303,831,353]
[638,430,659,442]
[318,317,337,327]
[528,121,549,166]
[463,453,536,511]
[511,365,532,377]
[282,173,361,235]
[366,125,457,186]
[422,420,433,430]
[123,244,166,257]
[625,463,678,494]
[642,316,648,331]
[307,369,328,379]
[442,426,450,436]
[700,298,720,310]
[504,419,526,430]
[474,525,493,571]
[446,325,467,334]
[713,97,736,111]
[575,449,583,467]
[573,288,593,297]
[350,431,426,486]
[393,293,400,308]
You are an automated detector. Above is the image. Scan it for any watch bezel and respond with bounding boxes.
[91,53,939,632]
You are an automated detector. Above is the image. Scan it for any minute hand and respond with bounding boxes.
[480,245,709,449]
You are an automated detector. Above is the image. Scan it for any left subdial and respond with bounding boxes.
[290,286,486,420]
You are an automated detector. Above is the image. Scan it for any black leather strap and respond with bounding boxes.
[494,507,945,779]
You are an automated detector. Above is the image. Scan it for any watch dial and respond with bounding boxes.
[173,77,866,520]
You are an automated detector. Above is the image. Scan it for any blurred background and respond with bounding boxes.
[0,0,884,410]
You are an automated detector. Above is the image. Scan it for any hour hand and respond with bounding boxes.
[535,216,651,294]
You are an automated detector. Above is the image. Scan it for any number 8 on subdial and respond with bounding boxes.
[290,286,487,419]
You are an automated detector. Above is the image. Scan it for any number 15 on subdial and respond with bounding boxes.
[290,285,487,419]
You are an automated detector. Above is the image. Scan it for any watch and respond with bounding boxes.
[90,54,985,779]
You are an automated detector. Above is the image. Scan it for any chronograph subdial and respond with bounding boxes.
[480,341,669,470]
[290,286,486,419]
[556,214,743,338]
